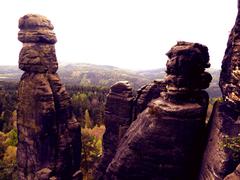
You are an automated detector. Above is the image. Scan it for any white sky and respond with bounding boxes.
[0,0,238,70]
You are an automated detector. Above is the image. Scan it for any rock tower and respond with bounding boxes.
[103,41,212,179]
[134,79,166,119]
[17,14,81,180]
[94,81,134,179]
[199,1,240,179]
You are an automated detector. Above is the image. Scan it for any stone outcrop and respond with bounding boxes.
[17,14,81,180]
[134,79,166,119]
[219,1,240,108]
[199,1,240,179]
[105,41,212,179]
[94,81,134,179]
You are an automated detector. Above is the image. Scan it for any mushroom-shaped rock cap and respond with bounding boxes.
[19,14,54,30]
[18,14,57,44]
[110,81,132,94]
[164,41,212,91]
[166,41,210,76]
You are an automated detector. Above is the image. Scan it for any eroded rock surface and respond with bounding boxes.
[17,14,81,180]
[219,1,240,108]
[199,1,240,179]
[134,79,166,119]
[94,81,134,179]
[105,41,212,179]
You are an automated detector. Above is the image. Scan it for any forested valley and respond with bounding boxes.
[0,81,108,179]
[0,64,222,179]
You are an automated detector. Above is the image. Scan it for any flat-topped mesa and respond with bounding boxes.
[105,42,211,180]
[164,41,212,102]
[17,14,81,180]
[18,14,58,73]
[94,81,134,179]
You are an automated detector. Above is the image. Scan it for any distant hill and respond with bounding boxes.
[57,63,165,89]
[0,63,221,97]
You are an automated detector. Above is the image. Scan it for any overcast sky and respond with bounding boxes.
[0,0,237,70]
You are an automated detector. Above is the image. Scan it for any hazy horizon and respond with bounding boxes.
[0,0,237,70]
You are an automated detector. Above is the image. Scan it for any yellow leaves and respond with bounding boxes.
[0,129,17,179]
[223,136,240,153]
[4,129,18,147]
[82,125,105,139]
[81,125,105,179]
[3,146,17,165]
[84,109,92,128]
[0,129,18,148]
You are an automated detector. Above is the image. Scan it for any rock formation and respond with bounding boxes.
[199,1,240,179]
[17,14,81,180]
[94,81,134,179]
[219,1,240,108]
[134,79,166,119]
[104,41,212,179]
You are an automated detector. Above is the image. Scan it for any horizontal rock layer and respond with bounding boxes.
[19,44,58,73]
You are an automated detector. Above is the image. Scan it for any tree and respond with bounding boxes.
[84,109,92,128]
[81,125,105,179]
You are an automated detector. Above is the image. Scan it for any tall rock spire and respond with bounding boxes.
[105,41,211,179]
[94,81,134,179]
[17,14,82,180]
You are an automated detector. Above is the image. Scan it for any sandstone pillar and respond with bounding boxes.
[17,14,81,180]
[94,81,134,179]
[105,42,212,179]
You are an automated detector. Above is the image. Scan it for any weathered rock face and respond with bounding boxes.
[94,81,134,179]
[219,1,240,108]
[199,2,240,179]
[105,42,211,179]
[17,14,81,180]
[199,102,240,179]
[134,79,166,119]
